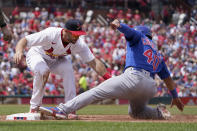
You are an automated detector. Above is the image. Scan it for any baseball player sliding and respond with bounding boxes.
[39,19,184,120]
[14,19,111,119]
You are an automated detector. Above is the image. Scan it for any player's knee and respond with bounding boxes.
[128,105,141,118]
[34,62,49,76]
[128,110,139,119]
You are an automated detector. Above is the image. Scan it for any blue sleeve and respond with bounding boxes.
[117,23,141,45]
[157,60,171,79]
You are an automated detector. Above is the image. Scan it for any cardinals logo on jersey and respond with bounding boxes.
[44,46,71,59]
[45,47,54,53]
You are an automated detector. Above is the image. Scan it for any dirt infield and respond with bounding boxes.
[1,114,197,122]
[78,115,197,122]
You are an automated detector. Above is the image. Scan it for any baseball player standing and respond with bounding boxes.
[14,19,111,119]
[40,19,184,120]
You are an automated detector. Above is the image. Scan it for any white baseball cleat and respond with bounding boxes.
[157,103,171,120]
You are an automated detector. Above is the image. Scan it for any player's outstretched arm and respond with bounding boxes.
[163,76,184,111]
[14,37,27,64]
[87,58,111,80]
[110,19,141,43]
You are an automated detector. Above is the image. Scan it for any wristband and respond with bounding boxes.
[102,72,111,80]
[170,89,178,98]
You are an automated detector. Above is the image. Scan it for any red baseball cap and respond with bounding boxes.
[65,19,86,36]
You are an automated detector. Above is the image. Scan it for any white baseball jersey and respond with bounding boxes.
[26,27,95,110]
[25,27,95,62]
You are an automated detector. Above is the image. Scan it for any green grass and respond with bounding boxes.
[0,104,197,131]
[1,104,197,115]
[78,105,197,115]
[0,121,197,131]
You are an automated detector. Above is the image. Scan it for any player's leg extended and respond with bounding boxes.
[26,51,50,111]
[128,100,162,119]
[40,68,158,119]
[50,57,76,102]
[57,70,138,114]
[127,74,163,119]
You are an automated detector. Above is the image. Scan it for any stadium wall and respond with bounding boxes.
[0,96,197,105]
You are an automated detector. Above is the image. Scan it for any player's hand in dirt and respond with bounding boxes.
[110,19,121,30]
[14,51,24,64]
[170,98,184,112]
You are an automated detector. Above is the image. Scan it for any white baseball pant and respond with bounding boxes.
[26,48,76,110]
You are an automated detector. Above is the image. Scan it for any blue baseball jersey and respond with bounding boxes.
[118,23,170,79]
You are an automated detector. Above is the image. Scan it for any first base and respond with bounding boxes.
[6,113,41,120]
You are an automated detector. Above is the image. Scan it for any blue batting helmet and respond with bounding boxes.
[134,26,152,39]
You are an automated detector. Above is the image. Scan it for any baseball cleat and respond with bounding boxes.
[39,106,67,119]
[157,103,171,120]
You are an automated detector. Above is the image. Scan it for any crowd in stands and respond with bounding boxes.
[0,2,197,97]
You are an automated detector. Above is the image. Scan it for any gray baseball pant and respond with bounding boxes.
[58,67,162,119]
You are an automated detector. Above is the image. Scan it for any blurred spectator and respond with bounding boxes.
[45,75,58,96]
[75,8,83,20]
[12,7,19,19]
[117,10,124,21]
[64,9,73,20]
[0,9,12,42]
[125,9,132,22]
[178,10,187,26]
[78,73,88,94]
[133,10,141,24]
[54,8,63,19]
[33,7,41,19]
[40,8,48,20]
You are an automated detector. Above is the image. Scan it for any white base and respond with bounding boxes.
[6,113,41,120]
